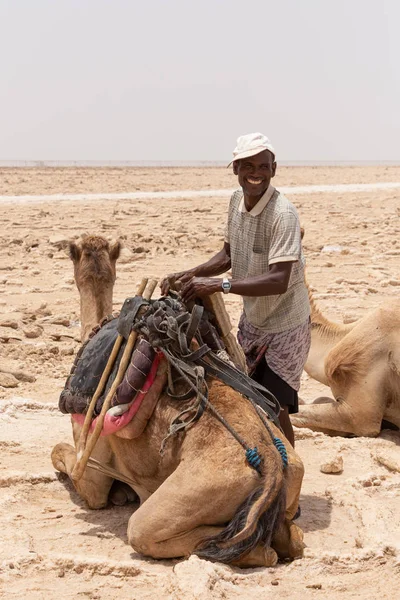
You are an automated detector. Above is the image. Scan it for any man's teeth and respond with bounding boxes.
[247,178,262,184]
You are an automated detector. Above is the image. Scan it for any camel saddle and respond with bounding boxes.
[59,294,281,436]
[59,295,227,418]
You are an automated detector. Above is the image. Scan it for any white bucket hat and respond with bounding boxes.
[228,132,275,166]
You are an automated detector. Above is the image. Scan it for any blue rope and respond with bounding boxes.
[160,345,287,474]
[160,349,264,474]
[273,437,288,468]
[245,447,262,470]
[248,400,289,470]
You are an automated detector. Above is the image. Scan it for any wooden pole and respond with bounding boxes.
[72,278,158,482]
[75,278,148,459]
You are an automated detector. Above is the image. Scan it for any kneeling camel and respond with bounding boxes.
[51,235,305,568]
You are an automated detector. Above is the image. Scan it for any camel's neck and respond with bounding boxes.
[305,288,356,385]
[79,284,114,342]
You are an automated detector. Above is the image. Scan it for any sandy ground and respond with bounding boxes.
[0,166,400,599]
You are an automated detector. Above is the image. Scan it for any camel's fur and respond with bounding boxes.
[51,235,305,567]
[292,285,400,437]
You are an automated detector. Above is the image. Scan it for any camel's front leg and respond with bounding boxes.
[51,420,114,509]
[291,388,383,437]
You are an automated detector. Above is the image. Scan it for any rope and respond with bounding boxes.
[133,297,288,474]
[160,349,247,451]
[252,401,289,469]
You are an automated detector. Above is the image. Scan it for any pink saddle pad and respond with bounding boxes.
[72,353,161,436]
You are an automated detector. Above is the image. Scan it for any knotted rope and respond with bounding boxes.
[133,297,287,473]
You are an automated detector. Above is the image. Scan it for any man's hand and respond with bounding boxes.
[180,277,221,303]
[160,244,232,297]
[160,271,194,296]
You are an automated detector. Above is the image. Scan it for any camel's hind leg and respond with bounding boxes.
[126,461,283,567]
[269,422,304,520]
[267,424,305,560]
[51,419,114,509]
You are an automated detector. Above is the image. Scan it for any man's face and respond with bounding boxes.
[234,150,276,199]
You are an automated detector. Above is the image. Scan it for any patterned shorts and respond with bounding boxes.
[237,315,311,392]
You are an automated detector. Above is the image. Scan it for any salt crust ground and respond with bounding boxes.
[0,166,400,599]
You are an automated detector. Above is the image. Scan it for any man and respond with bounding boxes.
[161,132,310,447]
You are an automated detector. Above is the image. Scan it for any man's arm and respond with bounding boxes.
[160,243,231,295]
[180,261,293,303]
[227,261,292,296]
[188,243,232,277]
[181,209,302,302]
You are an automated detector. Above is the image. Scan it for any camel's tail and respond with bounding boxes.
[196,469,285,563]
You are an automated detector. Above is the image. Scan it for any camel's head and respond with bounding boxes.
[69,235,122,292]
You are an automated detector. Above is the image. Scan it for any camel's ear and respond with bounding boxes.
[300,227,305,240]
[110,240,122,261]
[69,242,81,262]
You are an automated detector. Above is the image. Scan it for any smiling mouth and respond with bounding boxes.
[246,177,263,185]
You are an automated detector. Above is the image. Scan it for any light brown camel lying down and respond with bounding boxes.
[51,235,305,568]
[292,286,400,437]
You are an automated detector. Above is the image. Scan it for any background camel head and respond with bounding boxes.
[69,235,122,293]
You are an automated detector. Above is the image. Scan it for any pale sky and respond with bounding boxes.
[1,0,399,162]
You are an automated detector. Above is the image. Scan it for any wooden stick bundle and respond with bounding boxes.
[72,277,158,482]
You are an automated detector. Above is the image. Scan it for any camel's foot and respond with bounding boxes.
[231,545,278,568]
[264,546,279,567]
[272,519,305,560]
[109,481,139,506]
[287,522,305,559]
[51,442,75,474]
[51,442,112,510]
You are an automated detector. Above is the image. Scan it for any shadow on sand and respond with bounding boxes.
[297,493,332,532]
[55,472,333,566]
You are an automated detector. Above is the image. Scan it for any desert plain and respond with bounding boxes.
[0,165,400,599]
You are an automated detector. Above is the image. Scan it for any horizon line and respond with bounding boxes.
[1,159,400,168]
